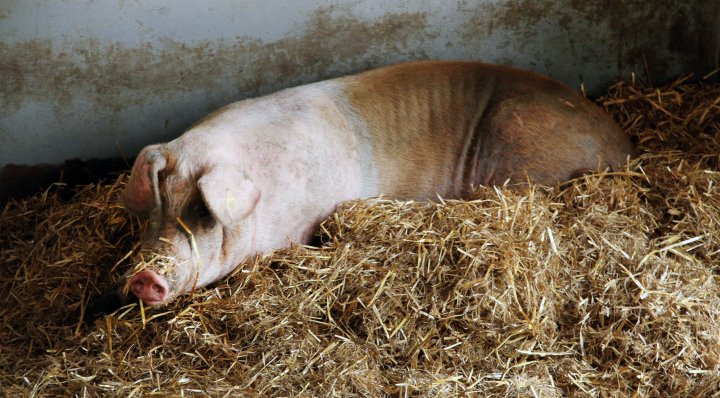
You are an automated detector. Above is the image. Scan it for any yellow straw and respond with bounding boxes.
[175,216,202,293]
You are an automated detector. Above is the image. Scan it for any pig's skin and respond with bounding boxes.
[87,61,634,320]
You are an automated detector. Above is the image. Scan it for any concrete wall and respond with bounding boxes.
[1,0,719,168]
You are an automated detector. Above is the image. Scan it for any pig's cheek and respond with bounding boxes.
[162,239,199,295]
[185,226,232,288]
[170,227,221,291]
[202,227,228,281]
[222,226,250,270]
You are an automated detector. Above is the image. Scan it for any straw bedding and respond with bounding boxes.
[2,74,720,397]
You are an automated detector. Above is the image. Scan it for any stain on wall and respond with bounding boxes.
[460,0,720,84]
[0,5,438,166]
[0,0,718,168]
[0,10,431,113]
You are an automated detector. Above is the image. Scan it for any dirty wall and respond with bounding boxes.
[1,0,718,169]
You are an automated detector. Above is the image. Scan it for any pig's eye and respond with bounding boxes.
[196,198,212,219]
[186,195,215,228]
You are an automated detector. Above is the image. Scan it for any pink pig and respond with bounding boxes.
[88,61,634,319]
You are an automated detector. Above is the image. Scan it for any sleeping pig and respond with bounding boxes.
[87,60,634,320]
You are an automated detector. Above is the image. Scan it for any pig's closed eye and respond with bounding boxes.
[187,196,215,228]
[196,198,212,219]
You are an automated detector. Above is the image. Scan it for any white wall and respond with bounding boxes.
[1,0,717,167]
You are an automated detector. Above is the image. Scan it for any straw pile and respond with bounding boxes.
[2,73,720,397]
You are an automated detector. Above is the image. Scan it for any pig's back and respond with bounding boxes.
[339,60,634,197]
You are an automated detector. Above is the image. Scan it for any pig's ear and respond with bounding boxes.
[197,167,260,228]
[121,145,167,217]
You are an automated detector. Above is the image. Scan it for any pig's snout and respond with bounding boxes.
[130,270,170,306]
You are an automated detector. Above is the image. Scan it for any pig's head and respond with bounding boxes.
[99,144,261,312]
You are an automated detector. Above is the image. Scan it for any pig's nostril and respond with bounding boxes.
[131,279,145,291]
[152,284,163,294]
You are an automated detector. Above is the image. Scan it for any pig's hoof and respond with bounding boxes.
[129,270,169,305]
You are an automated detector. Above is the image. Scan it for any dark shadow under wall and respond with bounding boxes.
[0,158,130,206]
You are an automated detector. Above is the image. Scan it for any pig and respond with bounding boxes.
[87,60,634,320]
